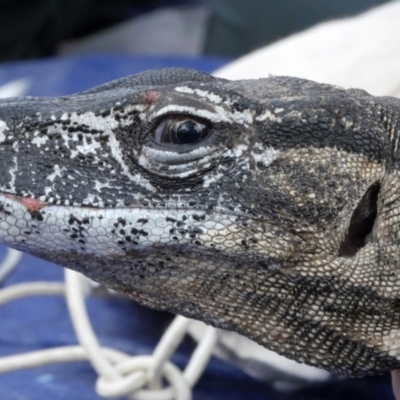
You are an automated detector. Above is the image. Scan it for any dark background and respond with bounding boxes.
[0,0,392,61]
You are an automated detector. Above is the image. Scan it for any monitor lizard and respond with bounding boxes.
[0,68,399,377]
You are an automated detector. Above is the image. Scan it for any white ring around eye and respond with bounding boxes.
[153,118,167,143]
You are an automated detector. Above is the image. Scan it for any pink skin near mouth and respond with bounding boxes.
[2,192,142,211]
[1,193,49,211]
[20,197,48,211]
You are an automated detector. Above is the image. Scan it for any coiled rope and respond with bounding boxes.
[0,248,218,400]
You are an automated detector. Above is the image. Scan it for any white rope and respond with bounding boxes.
[149,316,192,386]
[184,325,218,387]
[65,269,217,400]
[0,250,217,400]
[65,269,121,381]
[0,248,23,284]
[0,346,130,373]
[0,282,65,304]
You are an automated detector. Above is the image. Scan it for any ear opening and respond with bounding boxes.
[338,182,380,257]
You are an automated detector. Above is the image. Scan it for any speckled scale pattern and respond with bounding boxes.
[0,67,399,377]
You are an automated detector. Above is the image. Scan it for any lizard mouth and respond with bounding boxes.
[0,190,302,274]
[0,191,146,211]
[0,191,274,261]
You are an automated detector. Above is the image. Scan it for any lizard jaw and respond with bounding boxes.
[0,192,272,262]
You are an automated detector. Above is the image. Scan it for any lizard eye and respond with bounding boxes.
[152,116,210,145]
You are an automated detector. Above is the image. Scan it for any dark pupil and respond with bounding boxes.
[175,121,203,144]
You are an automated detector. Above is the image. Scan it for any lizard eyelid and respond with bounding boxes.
[151,115,211,146]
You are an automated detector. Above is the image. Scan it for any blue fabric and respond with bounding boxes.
[0,54,228,96]
[0,54,395,400]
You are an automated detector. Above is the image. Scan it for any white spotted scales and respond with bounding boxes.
[0,68,399,377]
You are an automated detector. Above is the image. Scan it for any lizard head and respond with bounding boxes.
[0,68,399,376]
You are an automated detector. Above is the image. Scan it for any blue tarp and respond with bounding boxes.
[0,54,394,400]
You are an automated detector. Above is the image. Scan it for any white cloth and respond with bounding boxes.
[215,0,400,97]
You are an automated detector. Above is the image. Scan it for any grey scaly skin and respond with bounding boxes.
[0,68,399,377]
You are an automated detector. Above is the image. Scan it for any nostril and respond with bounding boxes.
[338,182,380,257]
